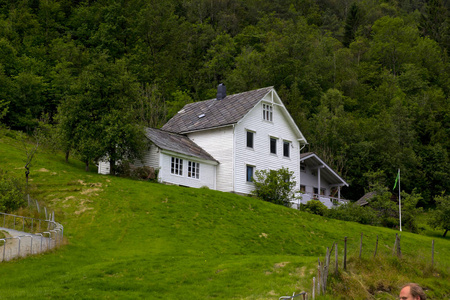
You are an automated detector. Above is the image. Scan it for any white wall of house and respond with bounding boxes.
[299,165,332,196]
[187,127,234,192]
[133,143,160,168]
[158,152,216,189]
[234,97,301,195]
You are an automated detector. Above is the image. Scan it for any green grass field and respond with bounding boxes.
[0,130,448,299]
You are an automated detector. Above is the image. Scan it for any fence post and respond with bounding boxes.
[22,216,25,231]
[343,237,347,271]
[374,235,378,258]
[393,234,398,256]
[359,233,363,259]
[17,237,21,257]
[335,242,338,276]
[44,232,51,250]
[431,240,434,268]
[317,260,321,296]
[1,239,5,262]
[312,277,315,300]
[397,235,402,258]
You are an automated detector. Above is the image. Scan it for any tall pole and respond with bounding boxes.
[398,168,402,232]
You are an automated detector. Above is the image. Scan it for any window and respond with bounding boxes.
[188,161,200,179]
[283,141,290,157]
[300,162,306,172]
[246,131,254,148]
[262,103,273,121]
[320,188,326,195]
[246,165,254,182]
[171,157,183,176]
[300,185,306,192]
[313,187,318,194]
[270,137,277,154]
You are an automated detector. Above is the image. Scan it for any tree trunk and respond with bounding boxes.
[85,160,89,172]
[444,229,448,237]
[110,158,116,176]
[65,150,70,163]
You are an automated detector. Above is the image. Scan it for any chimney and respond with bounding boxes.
[216,83,226,100]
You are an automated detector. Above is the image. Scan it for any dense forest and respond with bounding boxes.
[0,0,449,205]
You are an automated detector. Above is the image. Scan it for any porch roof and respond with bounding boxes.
[300,152,349,187]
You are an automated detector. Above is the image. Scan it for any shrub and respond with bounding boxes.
[301,200,328,216]
[0,169,26,212]
[251,167,297,207]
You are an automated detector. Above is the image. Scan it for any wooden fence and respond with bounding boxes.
[280,232,438,299]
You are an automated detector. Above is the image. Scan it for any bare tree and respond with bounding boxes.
[21,130,40,187]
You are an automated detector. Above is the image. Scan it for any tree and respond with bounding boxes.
[428,194,450,237]
[56,55,145,173]
[343,3,361,47]
[0,169,26,213]
[251,167,297,207]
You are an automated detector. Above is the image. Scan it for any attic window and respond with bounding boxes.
[262,103,273,122]
[198,114,205,118]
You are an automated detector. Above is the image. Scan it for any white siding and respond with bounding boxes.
[158,153,215,189]
[299,166,332,195]
[234,97,301,195]
[98,161,110,175]
[133,144,160,169]
[187,127,234,192]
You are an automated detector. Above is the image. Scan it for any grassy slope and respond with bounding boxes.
[0,132,448,299]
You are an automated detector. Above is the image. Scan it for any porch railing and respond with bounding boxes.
[291,192,349,209]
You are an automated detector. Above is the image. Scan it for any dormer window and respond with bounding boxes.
[262,103,273,122]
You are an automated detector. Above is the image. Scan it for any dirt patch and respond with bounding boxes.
[274,262,290,269]
[290,266,306,277]
[38,168,50,172]
[81,188,103,195]
[75,207,94,215]
[259,232,268,238]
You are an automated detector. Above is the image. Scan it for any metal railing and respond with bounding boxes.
[0,212,63,262]
[291,193,349,209]
[279,291,308,300]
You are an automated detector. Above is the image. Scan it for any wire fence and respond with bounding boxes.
[0,212,63,262]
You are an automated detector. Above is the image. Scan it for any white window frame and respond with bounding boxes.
[171,157,183,176]
[270,137,277,155]
[283,140,290,158]
[188,161,200,179]
[246,130,254,149]
[246,165,255,182]
[262,103,273,122]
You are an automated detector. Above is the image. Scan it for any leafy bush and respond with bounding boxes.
[301,200,328,216]
[326,202,378,225]
[251,167,297,207]
[0,169,26,212]
[116,162,159,182]
[428,194,450,237]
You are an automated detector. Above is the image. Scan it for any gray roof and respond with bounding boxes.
[144,128,218,163]
[355,191,377,206]
[300,152,349,187]
[161,86,274,133]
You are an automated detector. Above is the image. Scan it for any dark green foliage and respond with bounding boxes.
[251,167,297,207]
[326,202,378,225]
[300,200,328,216]
[428,194,450,237]
[344,3,361,47]
[0,169,25,212]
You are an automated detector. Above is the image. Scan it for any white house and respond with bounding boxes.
[98,85,349,207]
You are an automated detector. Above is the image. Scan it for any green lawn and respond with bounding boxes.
[0,131,448,299]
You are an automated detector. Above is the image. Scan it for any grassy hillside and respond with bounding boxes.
[0,131,448,299]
